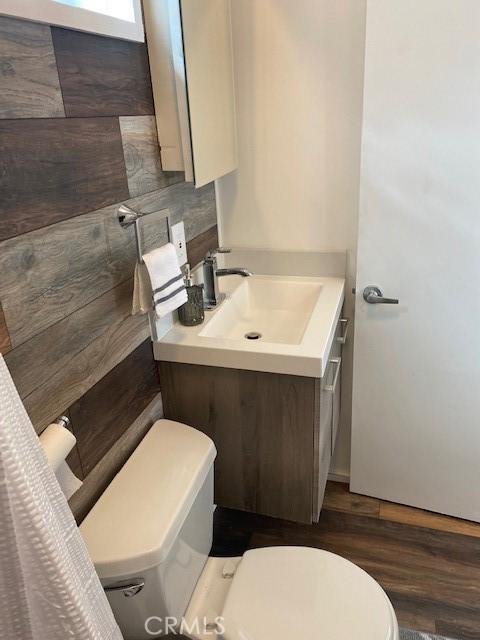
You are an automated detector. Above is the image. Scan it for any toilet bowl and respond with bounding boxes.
[80,419,399,640]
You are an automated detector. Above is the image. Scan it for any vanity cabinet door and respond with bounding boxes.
[158,361,316,524]
[313,370,333,521]
[313,314,345,521]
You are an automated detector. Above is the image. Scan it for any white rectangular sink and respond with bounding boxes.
[154,274,345,378]
[199,277,322,345]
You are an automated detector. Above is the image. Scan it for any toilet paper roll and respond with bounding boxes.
[40,423,83,500]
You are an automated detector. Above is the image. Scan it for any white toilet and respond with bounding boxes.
[80,419,399,640]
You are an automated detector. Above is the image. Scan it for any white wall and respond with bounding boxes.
[216,0,367,476]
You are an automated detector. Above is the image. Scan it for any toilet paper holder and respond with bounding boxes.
[55,415,71,430]
[40,415,83,500]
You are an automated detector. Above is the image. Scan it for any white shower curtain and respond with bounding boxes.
[0,356,124,640]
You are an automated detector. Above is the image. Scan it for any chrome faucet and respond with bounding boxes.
[203,248,253,307]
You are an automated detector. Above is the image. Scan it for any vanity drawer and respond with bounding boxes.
[330,317,346,454]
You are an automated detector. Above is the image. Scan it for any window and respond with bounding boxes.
[0,0,144,42]
[53,0,136,24]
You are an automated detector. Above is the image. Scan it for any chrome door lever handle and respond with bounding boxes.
[363,286,399,305]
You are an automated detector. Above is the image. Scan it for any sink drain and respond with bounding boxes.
[245,331,262,340]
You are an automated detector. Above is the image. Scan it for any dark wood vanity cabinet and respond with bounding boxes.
[158,320,344,524]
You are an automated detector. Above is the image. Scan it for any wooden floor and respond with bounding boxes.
[212,482,480,640]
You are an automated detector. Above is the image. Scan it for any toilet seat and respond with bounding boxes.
[220,547,398,640]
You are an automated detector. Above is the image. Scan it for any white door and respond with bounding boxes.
[351,0,480,521]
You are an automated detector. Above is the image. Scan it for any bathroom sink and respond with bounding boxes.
[200,277,322,345]
[154,274,345,377]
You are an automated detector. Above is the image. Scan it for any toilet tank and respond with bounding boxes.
[80,419,216,640]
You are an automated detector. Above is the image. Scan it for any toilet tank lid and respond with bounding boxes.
[80,419,216,579]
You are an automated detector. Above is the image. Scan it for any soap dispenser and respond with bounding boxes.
[178,264,205,326]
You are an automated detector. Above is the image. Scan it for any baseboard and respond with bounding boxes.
[328,472,350,484]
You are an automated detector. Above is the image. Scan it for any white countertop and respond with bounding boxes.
[154,274,345,378]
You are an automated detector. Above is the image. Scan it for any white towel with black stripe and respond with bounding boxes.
[143,243,188,318]
[132,262,153,315]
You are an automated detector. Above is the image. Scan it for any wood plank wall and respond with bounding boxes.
[0,15,219,521]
